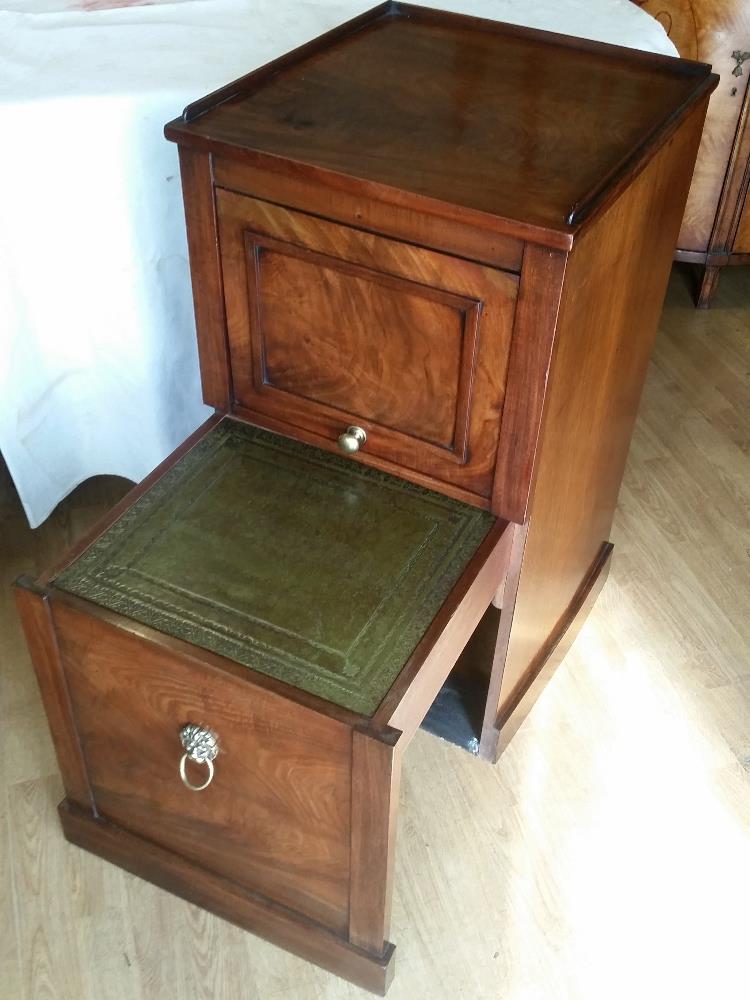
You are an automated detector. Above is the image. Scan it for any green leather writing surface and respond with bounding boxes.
[56,421,494,716]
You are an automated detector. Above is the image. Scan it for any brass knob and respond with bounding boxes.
[337,425,367,454]
[179,723,219,792]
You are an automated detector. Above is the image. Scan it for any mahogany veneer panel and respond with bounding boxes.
[251,246,470,448]
[216,190,518,498]
[54,600,353,932]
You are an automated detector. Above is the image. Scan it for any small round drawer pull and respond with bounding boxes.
[179,723,219,792]
[337,425,367,454]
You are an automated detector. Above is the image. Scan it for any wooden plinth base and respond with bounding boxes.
[58,800,396,995]
[492,541,614,758]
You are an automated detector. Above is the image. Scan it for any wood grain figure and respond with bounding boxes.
[12,4,718,992]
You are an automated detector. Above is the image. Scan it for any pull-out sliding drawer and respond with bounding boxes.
[16,416,512,993]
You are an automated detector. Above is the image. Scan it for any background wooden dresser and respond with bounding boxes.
[634,1,750,305]
[15,3,717,993]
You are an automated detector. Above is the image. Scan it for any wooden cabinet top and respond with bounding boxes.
[165,1,716,248]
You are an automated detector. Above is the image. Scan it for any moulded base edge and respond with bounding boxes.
[484,540,614,760]
[58,799,396,995]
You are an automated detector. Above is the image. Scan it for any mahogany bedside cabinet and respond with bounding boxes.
[14,3,717,994]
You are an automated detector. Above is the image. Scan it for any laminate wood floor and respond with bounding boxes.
[1,266,748,1000]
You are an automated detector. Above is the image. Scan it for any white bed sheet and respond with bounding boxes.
[0,0,677,527]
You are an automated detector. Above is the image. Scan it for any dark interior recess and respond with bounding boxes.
[420,603,501,755]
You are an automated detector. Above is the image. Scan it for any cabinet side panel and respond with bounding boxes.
[489,99,709,736]
[178,148,232,409]
[13,581,94,811]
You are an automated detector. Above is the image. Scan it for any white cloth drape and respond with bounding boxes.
[0,0,677,527]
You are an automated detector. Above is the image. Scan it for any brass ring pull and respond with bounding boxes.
[179,753,214,791]
[179,723,219,792]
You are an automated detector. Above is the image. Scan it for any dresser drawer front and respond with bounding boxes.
[243,237,480,451]
[217,190,518,498]
[53,601,354,935]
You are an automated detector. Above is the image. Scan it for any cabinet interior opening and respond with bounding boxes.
[420,603,501,755]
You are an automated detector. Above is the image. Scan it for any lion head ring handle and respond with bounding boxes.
[179,723,220,791]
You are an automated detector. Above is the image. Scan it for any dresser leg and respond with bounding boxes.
[696,264,721,308]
